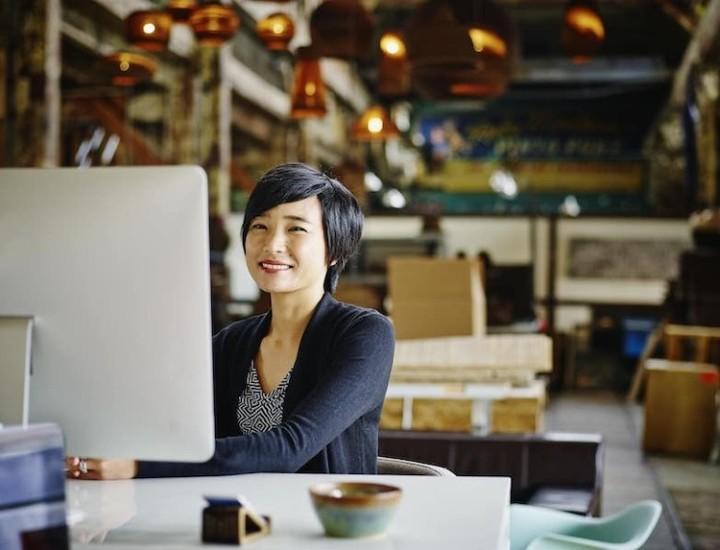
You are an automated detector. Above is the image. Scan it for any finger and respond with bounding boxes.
[83,458,102,472]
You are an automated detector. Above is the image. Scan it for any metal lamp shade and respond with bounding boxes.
[189,3,240,47]
[309,0,374,60]
[257,13,295,51]
[166,0,198,23]
[404,0,515,99]
[105,52,157,86]
[125,10,173,51]
[562,0,605,62]
[351,105,399,141]
[290,47,327,119]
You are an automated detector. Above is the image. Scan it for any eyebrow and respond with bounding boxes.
[284,215,312,224]
[253,214,312,224]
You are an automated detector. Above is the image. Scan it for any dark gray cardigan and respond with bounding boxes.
[137,293,394,477]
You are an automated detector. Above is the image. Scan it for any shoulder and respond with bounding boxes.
[322,296,393,338]
[213,312,267,348]
[313,298,394,359]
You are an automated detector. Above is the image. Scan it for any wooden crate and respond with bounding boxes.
[491,397,544,434]
[643,359,718,458]
[380,398,404,430]
[380,379,546,433]
[391,334,552,384]
[412,398,473,432]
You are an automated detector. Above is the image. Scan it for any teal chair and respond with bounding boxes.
[511,500,662,550]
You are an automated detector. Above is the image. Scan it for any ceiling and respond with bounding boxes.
[367,0,691,93]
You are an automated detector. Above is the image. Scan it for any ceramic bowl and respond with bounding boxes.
[309,481,402,538]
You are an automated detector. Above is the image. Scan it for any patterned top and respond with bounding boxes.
[236,361,292,434]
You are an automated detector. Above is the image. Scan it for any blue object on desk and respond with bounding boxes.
[0,424,68,550]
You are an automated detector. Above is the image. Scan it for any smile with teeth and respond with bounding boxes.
[260,261,293,272]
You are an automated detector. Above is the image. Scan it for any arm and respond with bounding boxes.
[136,311,394,477]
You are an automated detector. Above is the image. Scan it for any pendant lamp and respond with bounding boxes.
[189,2,240,47]
[257,12,295,51]
[125,10,173,51]
[105,52,157,86]
[166,0,198,23]
[404,0,515,99]
[562,0,605,62]
[351,105,399,141]
[289,46,327,119]
[309,0,374,60]
[377,31,410,97]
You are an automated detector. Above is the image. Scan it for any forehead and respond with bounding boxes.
[257,196,323,222]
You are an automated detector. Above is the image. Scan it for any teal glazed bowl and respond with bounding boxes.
[309,482,402,538]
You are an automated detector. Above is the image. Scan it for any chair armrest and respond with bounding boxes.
[528,533,615,549]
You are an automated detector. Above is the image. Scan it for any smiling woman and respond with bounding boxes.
[67,163,395,479]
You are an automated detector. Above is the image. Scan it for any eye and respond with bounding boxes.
[289,226,308,233]
[250,222,267,230]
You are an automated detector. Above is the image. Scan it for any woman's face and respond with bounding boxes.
[244,196,330,297]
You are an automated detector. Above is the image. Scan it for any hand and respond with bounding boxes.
[65,457,137,480]
[68,478,137,543]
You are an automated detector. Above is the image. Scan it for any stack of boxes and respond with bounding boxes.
[383,257,551,434]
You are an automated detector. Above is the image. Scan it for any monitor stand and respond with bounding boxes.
[0,317,33,427]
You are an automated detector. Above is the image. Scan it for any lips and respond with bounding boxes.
[259,260,293,272]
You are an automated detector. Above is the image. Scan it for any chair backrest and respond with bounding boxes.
[511,500,662,550]
[377,456,455,476]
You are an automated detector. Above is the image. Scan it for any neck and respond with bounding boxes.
[268,286,325,341]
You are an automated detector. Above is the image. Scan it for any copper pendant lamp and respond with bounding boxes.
[166,0,198,23]
[309,0,374,60]
[404,0,515,99]
[105,52,158,86]
[351,105,399,141]
[257,12,295,51]
[125,10,173,51]
[562,0,605,62]
[189,2,240,47]
[377,31,410,97]
[289,46,327,119]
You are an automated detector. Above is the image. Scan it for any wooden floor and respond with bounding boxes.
[544,391,689,549]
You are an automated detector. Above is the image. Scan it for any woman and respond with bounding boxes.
[67,163,394,479]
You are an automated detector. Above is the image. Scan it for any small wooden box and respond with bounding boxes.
[202,505,271,545]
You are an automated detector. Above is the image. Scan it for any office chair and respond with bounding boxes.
[510,500,661,550]
[377,456,455,476]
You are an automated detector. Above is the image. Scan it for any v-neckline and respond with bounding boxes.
[251,360,292,397]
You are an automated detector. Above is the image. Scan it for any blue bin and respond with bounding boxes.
[621,318,657,359]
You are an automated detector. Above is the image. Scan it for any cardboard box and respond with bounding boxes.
[387,258,485,340]
[380,398,404,430]
[491,397,544,434]
[334,282,383,311]
[643,359,718,458]
[390,301,483,340]
[412,398,473,432]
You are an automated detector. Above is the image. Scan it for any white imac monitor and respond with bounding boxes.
[0,166,215,461]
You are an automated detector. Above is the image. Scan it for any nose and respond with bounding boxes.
[263,226,286,254]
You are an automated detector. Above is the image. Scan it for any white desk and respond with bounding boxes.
[69,474,510,549]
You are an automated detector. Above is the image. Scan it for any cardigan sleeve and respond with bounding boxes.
[136,310,394,477]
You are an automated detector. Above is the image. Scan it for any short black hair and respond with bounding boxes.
[241,163,363,293]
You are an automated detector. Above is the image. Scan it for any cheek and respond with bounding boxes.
[244,237,261,262]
